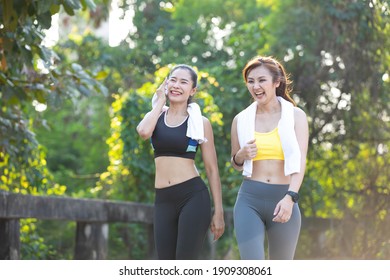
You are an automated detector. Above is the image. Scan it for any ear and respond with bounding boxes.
[275,80,281,88]
[190,87,197,96]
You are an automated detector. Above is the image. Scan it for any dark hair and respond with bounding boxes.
[169,64,198,104]
[242,56,296,106]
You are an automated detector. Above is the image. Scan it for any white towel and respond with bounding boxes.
[236,101,257,177]
[152,93,207,144]
[236,96,301,177]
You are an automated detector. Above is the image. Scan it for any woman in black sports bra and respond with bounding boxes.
[137,64,225,259]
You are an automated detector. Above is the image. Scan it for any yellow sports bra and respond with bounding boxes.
[253,127,285,161]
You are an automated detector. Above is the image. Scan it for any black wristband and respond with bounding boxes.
[232,153,244,167]
[286,190,299,203]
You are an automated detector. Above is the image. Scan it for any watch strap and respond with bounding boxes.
[286,190,299,203]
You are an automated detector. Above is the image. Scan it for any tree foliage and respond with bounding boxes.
[265,0,390,258]
[0,0,108,193]
[0,0,109,259]
[1,0,389,259]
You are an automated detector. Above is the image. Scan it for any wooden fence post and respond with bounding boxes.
[0,218,20,260]
[74,222,108,260]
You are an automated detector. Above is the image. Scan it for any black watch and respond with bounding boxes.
[286,191,299,203]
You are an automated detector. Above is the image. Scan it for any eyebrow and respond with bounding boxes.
[247,75,267,80]
[170,76,190,82]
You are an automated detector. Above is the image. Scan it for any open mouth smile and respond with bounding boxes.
[254,91,265,97]
[170,90,182,95]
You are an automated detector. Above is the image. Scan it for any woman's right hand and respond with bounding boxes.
[237,139,257,161]
[155,77,168,104]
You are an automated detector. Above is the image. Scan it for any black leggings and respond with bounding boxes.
[154,176,211,260]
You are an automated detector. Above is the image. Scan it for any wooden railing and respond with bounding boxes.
[0,190,155,260]
[0,190,332,260]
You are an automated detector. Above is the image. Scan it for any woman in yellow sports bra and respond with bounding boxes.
[230,56,309,260]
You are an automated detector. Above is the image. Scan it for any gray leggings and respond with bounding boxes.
[234,179,301,260]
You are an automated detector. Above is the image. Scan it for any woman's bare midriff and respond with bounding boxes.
[247,160,291,184]
[154,156,200,188]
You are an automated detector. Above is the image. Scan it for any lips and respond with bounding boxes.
[254,92,264,97]
[170,90,182,95]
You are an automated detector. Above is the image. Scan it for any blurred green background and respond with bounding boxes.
[1,0,389,259]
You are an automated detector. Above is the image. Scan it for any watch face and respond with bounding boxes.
[287,191,299,202]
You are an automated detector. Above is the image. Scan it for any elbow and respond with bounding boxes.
[136,126,152,140]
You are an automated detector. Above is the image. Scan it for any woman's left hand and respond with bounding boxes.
[210,213,225,241]
[272,196,294,223]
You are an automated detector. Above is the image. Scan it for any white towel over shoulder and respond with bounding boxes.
[152,93,207,144]
[236,96,301,177]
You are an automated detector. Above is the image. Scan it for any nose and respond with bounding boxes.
[253,81,262,89]
[172,81,180,88]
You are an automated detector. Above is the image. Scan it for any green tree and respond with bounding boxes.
[0,0,109,259]
[0,0,108,193]
[265,0,390,258]
[3,0,389,259]
[117,0,390,259]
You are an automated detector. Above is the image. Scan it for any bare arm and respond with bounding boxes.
[287,107,309,193]
[201,117,225,240]
[273,107,309,223]
[136,79,167,140]
[230,116,243,170]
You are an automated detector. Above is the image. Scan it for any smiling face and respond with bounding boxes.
[246,65,280,104]
[167,68,197,103]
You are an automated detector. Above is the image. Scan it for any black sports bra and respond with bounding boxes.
[151,112,199,159]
